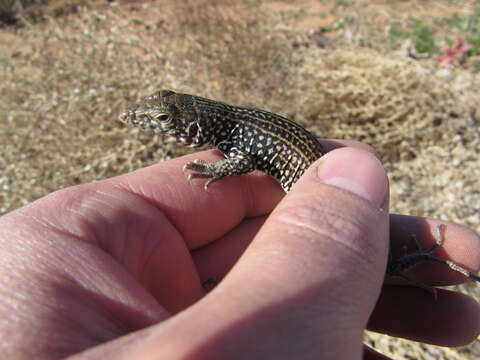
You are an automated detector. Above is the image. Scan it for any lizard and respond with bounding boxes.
[119,89,480,286]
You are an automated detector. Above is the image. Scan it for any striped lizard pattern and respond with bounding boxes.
[119,89,480,286]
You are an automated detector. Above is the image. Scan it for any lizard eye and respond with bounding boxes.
[155,113,170,122]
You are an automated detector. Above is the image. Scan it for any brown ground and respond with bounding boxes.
[1,1,479,359]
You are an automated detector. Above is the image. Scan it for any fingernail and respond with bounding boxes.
[316,148,388,208]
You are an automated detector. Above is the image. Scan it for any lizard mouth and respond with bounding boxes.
[119,110,170,134]
[119,105,205,147]
[118,110,133,124]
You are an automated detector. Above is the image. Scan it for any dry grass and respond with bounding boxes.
[0,0,479,359]
[0,0,301,212]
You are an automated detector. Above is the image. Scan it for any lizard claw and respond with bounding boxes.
[183,159,219,191]
[183,159,208,172]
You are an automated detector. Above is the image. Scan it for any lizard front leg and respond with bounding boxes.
[183,147,256,191]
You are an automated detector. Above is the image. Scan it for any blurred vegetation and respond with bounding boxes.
[388,1,480,61]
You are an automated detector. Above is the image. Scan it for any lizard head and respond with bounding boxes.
[119,89,206,147]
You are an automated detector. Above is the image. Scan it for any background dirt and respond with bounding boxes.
[1,1,479,359]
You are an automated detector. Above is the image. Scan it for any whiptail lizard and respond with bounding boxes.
[119,89,480,286]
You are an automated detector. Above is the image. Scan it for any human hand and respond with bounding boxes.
[0,142,479,359]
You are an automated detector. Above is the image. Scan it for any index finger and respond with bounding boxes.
[105,139,375,249]
[107,150,283,248]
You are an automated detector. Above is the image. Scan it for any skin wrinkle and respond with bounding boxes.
[91,186,177,261]
[21,187,114,249]
[240,175,258,220]
[113,206,166,276]
[20,209,80,244]
[111,179,196,249]
[73,189,141,254]
[67,206,102,243]
[0,249,123,347]
[124,216,150,279]
[73,194,116,252]
[139,220,170,285]
[90,192,184,285]
[113,165,265,251]
[319,208,382,269]
[111,168,182,209]
[14,209,91,257]
[268,212,376,298]
[260,208,387,314]
[22,186,176,289]
[272,196,384,271]
[45,274,136,346]
[117,152,282,231]
[0,226,94,302]
[31,247,164,340]
[217,170,278,220]
[42,243,118,295]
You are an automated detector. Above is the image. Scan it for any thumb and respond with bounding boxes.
[194,146,389,359]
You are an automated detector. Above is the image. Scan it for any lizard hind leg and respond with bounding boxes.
[419,224,480,282]
[387,224,480,285]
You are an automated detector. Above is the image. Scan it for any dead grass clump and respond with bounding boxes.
[297,49,474,164]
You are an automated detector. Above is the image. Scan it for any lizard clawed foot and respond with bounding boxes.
[183,159,223,191]
[387,224,480,297]
[420,224,480,282]
[183,159,209,172]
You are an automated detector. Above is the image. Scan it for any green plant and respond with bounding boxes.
[319,17,349,33]
[388,23,408,41]
[388,18,439,55]
[408,17,439,54]
[336,0,351,6]
[444,6,480,57]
